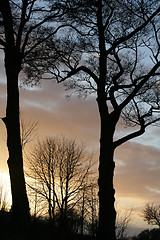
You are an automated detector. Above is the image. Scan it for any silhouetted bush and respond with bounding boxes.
[131,228,160,240]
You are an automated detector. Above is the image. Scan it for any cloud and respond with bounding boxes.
[115,141,160,203]
[19,81,100,150]
[0,82,7,114]
[114,141,160,233]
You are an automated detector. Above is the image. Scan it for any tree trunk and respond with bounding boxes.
[91,188,95,237]
[96,1,117,237]
[81,189,85,236]
[64,176,69,222]
[97,122,116,239]
[97,148,116,239]
[96,96,118,240]
[1,0,30,236]
[52,177,55,228]
[48,160,52,227]
[48,190,52,227]
[2,65,30,236]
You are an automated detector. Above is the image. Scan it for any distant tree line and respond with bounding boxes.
[131,229,160,240]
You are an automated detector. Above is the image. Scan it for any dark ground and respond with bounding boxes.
[0,211,96,240]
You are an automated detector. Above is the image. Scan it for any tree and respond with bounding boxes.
[0,181,10,212]
[142,203,160,228]
[116,209,133,240]
[0,0,70,236]
[83,179,99,237]
[26,136,94,232]
[20,115,39,150]
[42,1,160,239]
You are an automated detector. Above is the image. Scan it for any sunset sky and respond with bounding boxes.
[0,51,160,236]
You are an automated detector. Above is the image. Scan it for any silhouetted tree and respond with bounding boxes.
[0,183,10,212]
[84,180,99,237]
[0,0,70,236]
[42,1,160,239]
[20,115,39,150]
[26,137,94,232]
[141,203,160,228]
[116,209,133,240]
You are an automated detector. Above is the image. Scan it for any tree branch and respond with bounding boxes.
[113,125,145,149]
[106,6,160,55]
[119,61,160,110]
[57,65,99,84]
[0,38,5,46]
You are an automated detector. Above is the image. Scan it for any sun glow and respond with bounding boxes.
[0,171,12,210]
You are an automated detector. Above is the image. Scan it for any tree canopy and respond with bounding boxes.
[40,1,160,239]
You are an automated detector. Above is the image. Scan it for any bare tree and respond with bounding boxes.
[83,179,99,237]
[20,116,39,150]
[26,136,94,231]
[141,203,160,228]
[41,1,160,238]
[116,209,133,240]
[0,181,10,212]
